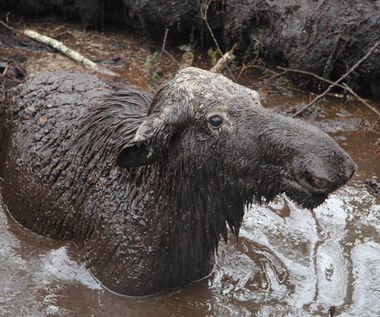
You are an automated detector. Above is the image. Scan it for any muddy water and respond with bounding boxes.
[1,23,380,317]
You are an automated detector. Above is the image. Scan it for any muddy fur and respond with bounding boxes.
[0,68,355,295]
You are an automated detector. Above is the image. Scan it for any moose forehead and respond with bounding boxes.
[172,67,262,112]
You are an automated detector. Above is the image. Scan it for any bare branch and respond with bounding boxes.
[23,29,119,77]
[201,0,236,80]
[292,40,380,117]
[278,66,380,118]
[342,83,380,117]
[0,19,15,33]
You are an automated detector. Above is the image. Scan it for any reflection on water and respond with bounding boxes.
[1,180,379,317]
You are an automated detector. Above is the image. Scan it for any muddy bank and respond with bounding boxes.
[1,1,380,98]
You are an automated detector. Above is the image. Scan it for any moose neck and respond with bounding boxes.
[131,158,247,287]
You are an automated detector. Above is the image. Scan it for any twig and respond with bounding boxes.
[290,86,343,99]
[278,66,380,117]
[23,29,119,77]
[160,28,169,56]
[201,0,236,81]
[292,40,380,117]
[159,28,179,66]
[1,64,10,76]
[163,51,180,66]
[201,1,223,57]
[237,55,259,81]
[342,83,380,117]
[278,66,347,90]
[0,19,15,33]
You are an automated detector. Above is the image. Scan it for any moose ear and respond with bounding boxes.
[116,80,193,168]
[116,117,164,168]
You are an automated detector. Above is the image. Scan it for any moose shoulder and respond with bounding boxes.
[0,67,356,296]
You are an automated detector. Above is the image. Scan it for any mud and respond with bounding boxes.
[2,1,380,97]
[0,22,379,316]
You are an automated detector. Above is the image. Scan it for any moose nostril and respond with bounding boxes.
[304,169,329,189]
[312,178,328,189]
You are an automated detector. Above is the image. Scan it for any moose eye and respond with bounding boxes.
[208,115,223,127]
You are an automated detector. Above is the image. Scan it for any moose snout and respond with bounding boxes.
[299,154,356,194]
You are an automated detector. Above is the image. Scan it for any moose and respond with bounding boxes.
[0,67,356,295]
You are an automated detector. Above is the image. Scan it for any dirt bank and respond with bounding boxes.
[1,1,380,98]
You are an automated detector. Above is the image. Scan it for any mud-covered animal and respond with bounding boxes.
[0,67,356,295]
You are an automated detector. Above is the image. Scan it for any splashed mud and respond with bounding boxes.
[0,22,379,317]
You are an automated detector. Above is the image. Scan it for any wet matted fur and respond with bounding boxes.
[0,68,356,295]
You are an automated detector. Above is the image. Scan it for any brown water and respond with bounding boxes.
[1,22,380,317]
